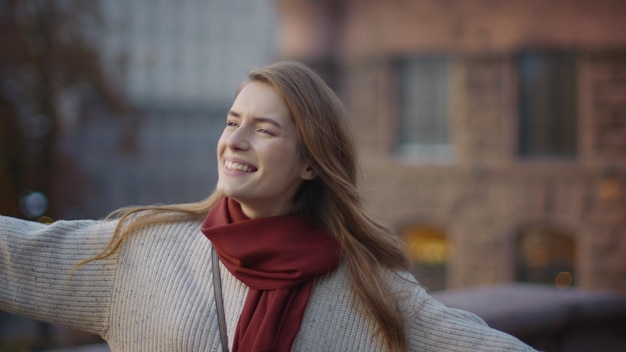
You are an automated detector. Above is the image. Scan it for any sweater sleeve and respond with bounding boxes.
[401,275,538,351]
[0,215,119,336]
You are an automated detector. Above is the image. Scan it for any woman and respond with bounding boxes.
[0,61,536,351]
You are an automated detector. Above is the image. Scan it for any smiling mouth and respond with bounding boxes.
[225,160,257,172]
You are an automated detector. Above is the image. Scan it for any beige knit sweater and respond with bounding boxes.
[0,216,536,351]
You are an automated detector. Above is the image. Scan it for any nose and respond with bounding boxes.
[226,125,250,151]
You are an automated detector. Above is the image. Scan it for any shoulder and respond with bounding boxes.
[129,218,203,236]
[386,272,538,351]
[107,218,208,288]
[307,265,536,351]
[109,218,209,291]
[119,219,206,254]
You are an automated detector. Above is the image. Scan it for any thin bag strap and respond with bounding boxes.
[212,246,230,352]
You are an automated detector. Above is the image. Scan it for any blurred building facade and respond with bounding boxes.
[52,0,278,219]
[276,0,626,293]
[96,0,277,111]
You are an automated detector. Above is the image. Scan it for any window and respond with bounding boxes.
[395,56,450,160]
[518,51,578,158]
[402,225,450,291]
[515,225,576,289]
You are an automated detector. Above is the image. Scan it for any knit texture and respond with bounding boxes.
[0,215,537,351]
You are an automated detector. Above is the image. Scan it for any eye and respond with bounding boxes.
[226,120,238,127]
[257,128,275,136]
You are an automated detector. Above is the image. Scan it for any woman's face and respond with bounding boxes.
[216,81,315,218]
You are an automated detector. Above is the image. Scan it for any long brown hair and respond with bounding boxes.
[77,61,410,351]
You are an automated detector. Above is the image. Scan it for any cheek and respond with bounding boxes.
[216,134,228,156]
[266,146,303,173]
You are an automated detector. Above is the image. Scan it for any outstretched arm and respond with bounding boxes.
[0,216,118,336]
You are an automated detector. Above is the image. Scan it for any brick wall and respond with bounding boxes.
[278,0,626,292]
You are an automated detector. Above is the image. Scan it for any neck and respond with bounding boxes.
[238,201,291,219]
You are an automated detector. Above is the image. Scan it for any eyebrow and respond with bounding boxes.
[228,110,282,128]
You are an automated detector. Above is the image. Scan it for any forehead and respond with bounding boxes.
[231,81,290,120]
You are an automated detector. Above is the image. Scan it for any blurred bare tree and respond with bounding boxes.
[0,0,129,219]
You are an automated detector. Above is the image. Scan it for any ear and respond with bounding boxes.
[300,164,317,181]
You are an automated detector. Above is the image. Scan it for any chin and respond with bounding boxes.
[216,186,242,201]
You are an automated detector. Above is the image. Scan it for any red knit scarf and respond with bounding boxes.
[201,197,342,352]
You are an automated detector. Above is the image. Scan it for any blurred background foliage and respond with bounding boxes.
[0,0,130,219]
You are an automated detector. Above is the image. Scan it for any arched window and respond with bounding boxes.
[515,225,576,289]
[401,225,449,291]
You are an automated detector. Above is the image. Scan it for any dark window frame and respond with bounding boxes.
[517,51,578,158]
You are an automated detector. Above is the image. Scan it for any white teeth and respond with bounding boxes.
[225,161,254,172]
